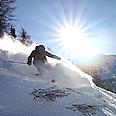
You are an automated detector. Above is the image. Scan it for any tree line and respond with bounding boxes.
[0,0,33,46]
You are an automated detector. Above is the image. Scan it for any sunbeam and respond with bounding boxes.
[33,0,116,59]
[46,0,98,58]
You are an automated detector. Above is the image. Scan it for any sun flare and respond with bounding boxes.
[55,25,96,58]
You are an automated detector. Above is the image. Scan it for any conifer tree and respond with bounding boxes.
[0,0,16,37]
[19,28,33,46]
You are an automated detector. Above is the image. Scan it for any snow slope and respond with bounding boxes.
[0,37,116,116]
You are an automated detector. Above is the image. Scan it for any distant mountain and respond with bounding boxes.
[78,54,116,79]
[77,54,116,93]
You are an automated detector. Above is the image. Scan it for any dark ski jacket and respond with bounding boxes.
[27,50,60,65]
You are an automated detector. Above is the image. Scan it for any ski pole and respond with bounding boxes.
[7,60,27,64]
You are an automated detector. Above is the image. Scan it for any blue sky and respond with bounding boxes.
[15,0,116,59]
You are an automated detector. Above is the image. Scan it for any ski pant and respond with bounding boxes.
[33,60,52,76]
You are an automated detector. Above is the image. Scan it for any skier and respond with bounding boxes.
[27,45,61,76]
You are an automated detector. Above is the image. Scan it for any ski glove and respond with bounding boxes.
[27,61,31,65]
[56,56,61,60]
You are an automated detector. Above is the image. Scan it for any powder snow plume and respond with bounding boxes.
[0,35,35,55]
[39,58,94,89]
[0,35,94,89]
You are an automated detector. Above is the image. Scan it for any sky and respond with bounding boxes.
[15,0,116,60]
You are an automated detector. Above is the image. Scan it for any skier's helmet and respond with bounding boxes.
[35,45,45,52]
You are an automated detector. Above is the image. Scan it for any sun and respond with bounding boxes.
[58,26,86,50]
[55,25,96,58]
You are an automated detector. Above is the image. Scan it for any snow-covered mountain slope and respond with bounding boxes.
[79,54,116,79]
[0,37,116,116]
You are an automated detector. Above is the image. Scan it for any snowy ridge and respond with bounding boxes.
[0,37,116,116]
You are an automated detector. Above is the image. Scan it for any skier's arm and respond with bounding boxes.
[27,51,34,65]
[45,51,61,60]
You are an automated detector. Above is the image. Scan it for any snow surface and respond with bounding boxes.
[0,36,116,116]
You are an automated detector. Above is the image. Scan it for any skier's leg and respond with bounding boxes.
[33,60,45,76]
